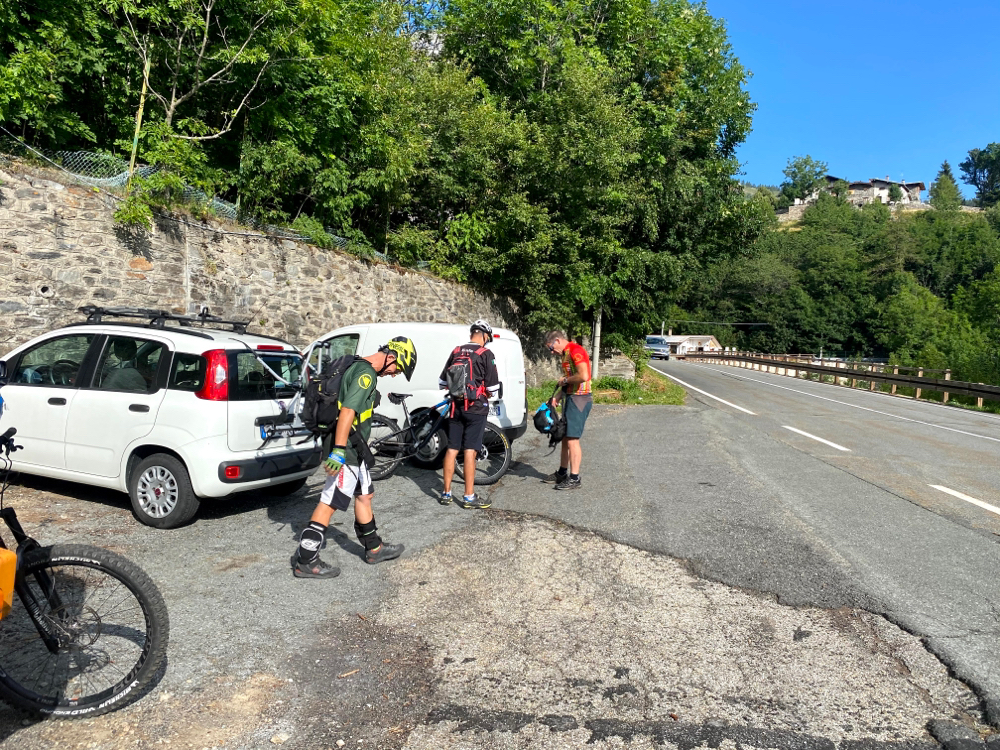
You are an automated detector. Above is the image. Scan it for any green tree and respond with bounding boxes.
[960,143,1000,207]
[779,155,828,207]
[888,183,903,203]
[930,160,963,210]
[830,179,849,198]
[430,0,760,335]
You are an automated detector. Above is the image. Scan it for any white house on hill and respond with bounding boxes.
[796,175,926,206]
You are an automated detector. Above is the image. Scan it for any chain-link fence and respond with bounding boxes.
[0,129,369,255]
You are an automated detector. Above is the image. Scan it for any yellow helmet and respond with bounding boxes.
[380,337,417,381]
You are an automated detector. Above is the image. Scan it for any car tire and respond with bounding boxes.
[129,453,200,529]
[261,477,309,497]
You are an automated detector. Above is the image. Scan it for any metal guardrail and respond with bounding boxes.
[685,352,1000,407]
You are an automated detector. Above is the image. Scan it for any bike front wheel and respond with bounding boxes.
[0,544,169,717]
[454,424,512,485]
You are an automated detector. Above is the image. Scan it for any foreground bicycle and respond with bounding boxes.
[368,393,512,484]
[0,426,169,717]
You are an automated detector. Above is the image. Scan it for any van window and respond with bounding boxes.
[309,334,360,373]
[229,351,302,401]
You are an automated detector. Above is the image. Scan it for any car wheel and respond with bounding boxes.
[129,453,200,529]
[261,477,309,497]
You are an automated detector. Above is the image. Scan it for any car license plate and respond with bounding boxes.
[490,404,501,416]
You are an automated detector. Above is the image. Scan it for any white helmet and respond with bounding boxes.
[470,319,494,343]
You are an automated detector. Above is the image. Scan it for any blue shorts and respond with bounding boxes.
[565,395,592,439]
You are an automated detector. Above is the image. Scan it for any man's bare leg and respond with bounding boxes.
[464,448,477,497]
[567,438,582,474]
[442,448,460,496]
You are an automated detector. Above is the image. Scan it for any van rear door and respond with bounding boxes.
[226,349,303,452]
[486,334,526,430]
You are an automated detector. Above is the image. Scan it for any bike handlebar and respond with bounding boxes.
[0,426,21,456]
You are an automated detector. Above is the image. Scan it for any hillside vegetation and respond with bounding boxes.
[678,195,1000,386]
[0,0,772,342]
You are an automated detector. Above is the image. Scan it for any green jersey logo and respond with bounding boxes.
[358,374,373,390]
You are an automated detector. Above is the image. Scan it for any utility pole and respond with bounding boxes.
[127,54,152,195]
[660,321,664,335]
[591,307,602,380]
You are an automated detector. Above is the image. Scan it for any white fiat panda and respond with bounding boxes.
[304,322,528,467]
[0,307,322,528]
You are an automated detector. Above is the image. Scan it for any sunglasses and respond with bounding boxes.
[547,344,557,353]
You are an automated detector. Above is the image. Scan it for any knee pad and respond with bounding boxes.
[297,521,326,562]
[354,518,382,551]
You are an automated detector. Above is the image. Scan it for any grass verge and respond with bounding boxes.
[527,368,686,412]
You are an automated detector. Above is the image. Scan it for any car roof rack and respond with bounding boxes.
[78,306,250,335]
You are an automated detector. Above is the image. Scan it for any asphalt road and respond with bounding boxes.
[1,372,997,749]
[638,359,1000,723]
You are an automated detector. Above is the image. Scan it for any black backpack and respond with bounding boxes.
[446,345,488,411]
[301,355,360,436]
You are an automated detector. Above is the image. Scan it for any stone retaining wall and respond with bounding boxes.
[0,165,564,384]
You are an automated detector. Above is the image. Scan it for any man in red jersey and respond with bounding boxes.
[541,330,592,490]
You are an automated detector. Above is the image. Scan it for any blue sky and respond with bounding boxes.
[705,1,1000,198]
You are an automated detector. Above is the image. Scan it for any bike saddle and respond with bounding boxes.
[387,392,413,405]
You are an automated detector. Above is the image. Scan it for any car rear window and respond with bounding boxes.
[229,351,301,402]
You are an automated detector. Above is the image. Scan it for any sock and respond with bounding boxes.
[464,494,476,501]
[570,473,579,481]
[297,521,326,563]
[557,466,568,477]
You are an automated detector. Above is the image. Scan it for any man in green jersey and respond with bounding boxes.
[293,337,418,579]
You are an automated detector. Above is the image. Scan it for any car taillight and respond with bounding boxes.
[224,465,242,479]
[257,344,284,351]
[195,349,229,401]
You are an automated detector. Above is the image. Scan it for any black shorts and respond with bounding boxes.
[448,410,488,451]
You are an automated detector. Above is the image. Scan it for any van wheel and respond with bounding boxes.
[129,454,200,529]
[410,426,448,469]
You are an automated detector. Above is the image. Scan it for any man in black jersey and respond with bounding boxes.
[438,320,501,509]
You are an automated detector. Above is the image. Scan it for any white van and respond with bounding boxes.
[304,323,528,463]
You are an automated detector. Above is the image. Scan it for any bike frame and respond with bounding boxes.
[374,398,452,466]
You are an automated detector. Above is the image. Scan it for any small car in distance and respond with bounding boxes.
[645,336,672,360]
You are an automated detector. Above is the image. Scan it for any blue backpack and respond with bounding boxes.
[533,388,566,446]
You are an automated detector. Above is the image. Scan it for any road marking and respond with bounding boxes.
[930,485,1000,518]
[684,364,1000,446]
[782,426,851,452]
[660,373,756,415]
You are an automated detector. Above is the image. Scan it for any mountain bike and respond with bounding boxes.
[0,426,169,717]
[368,393,512,485]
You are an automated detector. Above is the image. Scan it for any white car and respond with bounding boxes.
[0,307,321,528]
[305,322,528,466]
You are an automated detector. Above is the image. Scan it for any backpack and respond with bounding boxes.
[446,345,488,411]
[301,355,360,436]
[533,398,567,447]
